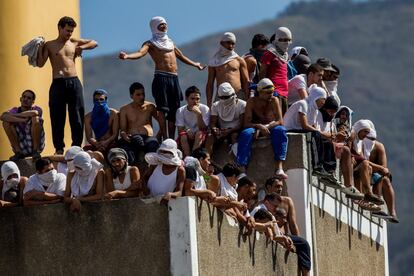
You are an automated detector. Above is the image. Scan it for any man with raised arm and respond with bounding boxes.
[37,16,98,154]
[206,32,249,107]
[119,16,204,139]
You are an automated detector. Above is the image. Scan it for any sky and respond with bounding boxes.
[80,0,295,57]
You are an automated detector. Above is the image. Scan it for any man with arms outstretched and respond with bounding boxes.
[37,16,98,154]
[119,16,204,139]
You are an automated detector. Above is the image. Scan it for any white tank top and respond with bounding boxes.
[113,166,132,191]
[147,164,178,197]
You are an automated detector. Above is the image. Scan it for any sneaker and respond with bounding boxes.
[9,152,25,162]
[274,169,288,179]
[319,176,342,189]
[371,210,393,219]
[342,186,365,200]
[312,167,332,178]
[386,215,400,224]
[364,193,385,205]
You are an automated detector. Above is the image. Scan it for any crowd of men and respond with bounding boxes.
[1,15,399,276]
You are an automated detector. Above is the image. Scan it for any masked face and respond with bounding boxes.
[75,166,92,177]
[5,177,20,190]
[274,27,292,53]
[37,169,57,186]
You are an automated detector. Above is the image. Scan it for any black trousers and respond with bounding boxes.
[117,134,159,165]
[310,131,336,173]
[49,77,84,151]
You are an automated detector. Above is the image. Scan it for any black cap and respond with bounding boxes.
[316,58,336,72]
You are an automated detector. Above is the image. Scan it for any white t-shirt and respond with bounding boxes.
[24,173,66,197]
[288,74,307,105]
[283,100,308,130]
[175,104,210,132]
[210,99,246,129]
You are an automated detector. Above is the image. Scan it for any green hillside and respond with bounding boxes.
[83,0,414,274]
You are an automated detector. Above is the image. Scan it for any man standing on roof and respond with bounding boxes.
[260,27,293,115]
[37,16,98,154]
[206,32,249,107]
[119,16,205,140]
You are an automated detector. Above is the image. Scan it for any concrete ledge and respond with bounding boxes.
[195,199,298,276]
[0,198,170,276]
[212,133,308,186]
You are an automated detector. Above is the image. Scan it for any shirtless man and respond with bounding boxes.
[37,16,98,154]
[118,82,160,165]
[236,78,288,178]
[84,89,119,154]
[206,32,249,107]
[119,16,204,139]
[265,176,300,235]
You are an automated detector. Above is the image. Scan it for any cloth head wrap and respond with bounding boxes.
[215,82,238,123]
[307,85,327,109]
[268,27,292,62]
[289,46,308,59]
[353,119,372,137]
[64,146,83,161]
[334,106,353,129]
[71,152,103,198]
[221,32,236,43]
[257,78,275,93]
[208,32,239,67]
[107,148,128,162]
[145,139,182,166]
[92,88,110,140]
[1,161,20,199]
[149,16,174,51]
[107,148,128,178]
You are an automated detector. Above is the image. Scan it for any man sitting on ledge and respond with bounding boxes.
[1,89,45,161]
[23,158,66,206]
[236,78,288,178]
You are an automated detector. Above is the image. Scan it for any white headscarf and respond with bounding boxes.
[71,152,103,198]
[218,173,238,201]
[184,156,206,190]
[335,106,354,129]
[145,139,182,166]
[149,16,174,51]
[289,46,307,59]
[1,161,20,199]
[208,32,239,67]
[268,27,292,62]
[215,82,238,122]
[63,146,84,173]
[352,119,376,159]
[306,84,327,125]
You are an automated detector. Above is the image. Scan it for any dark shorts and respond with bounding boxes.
[152,72,183,121]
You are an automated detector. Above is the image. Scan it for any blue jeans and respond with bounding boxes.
[236,125,288,166]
